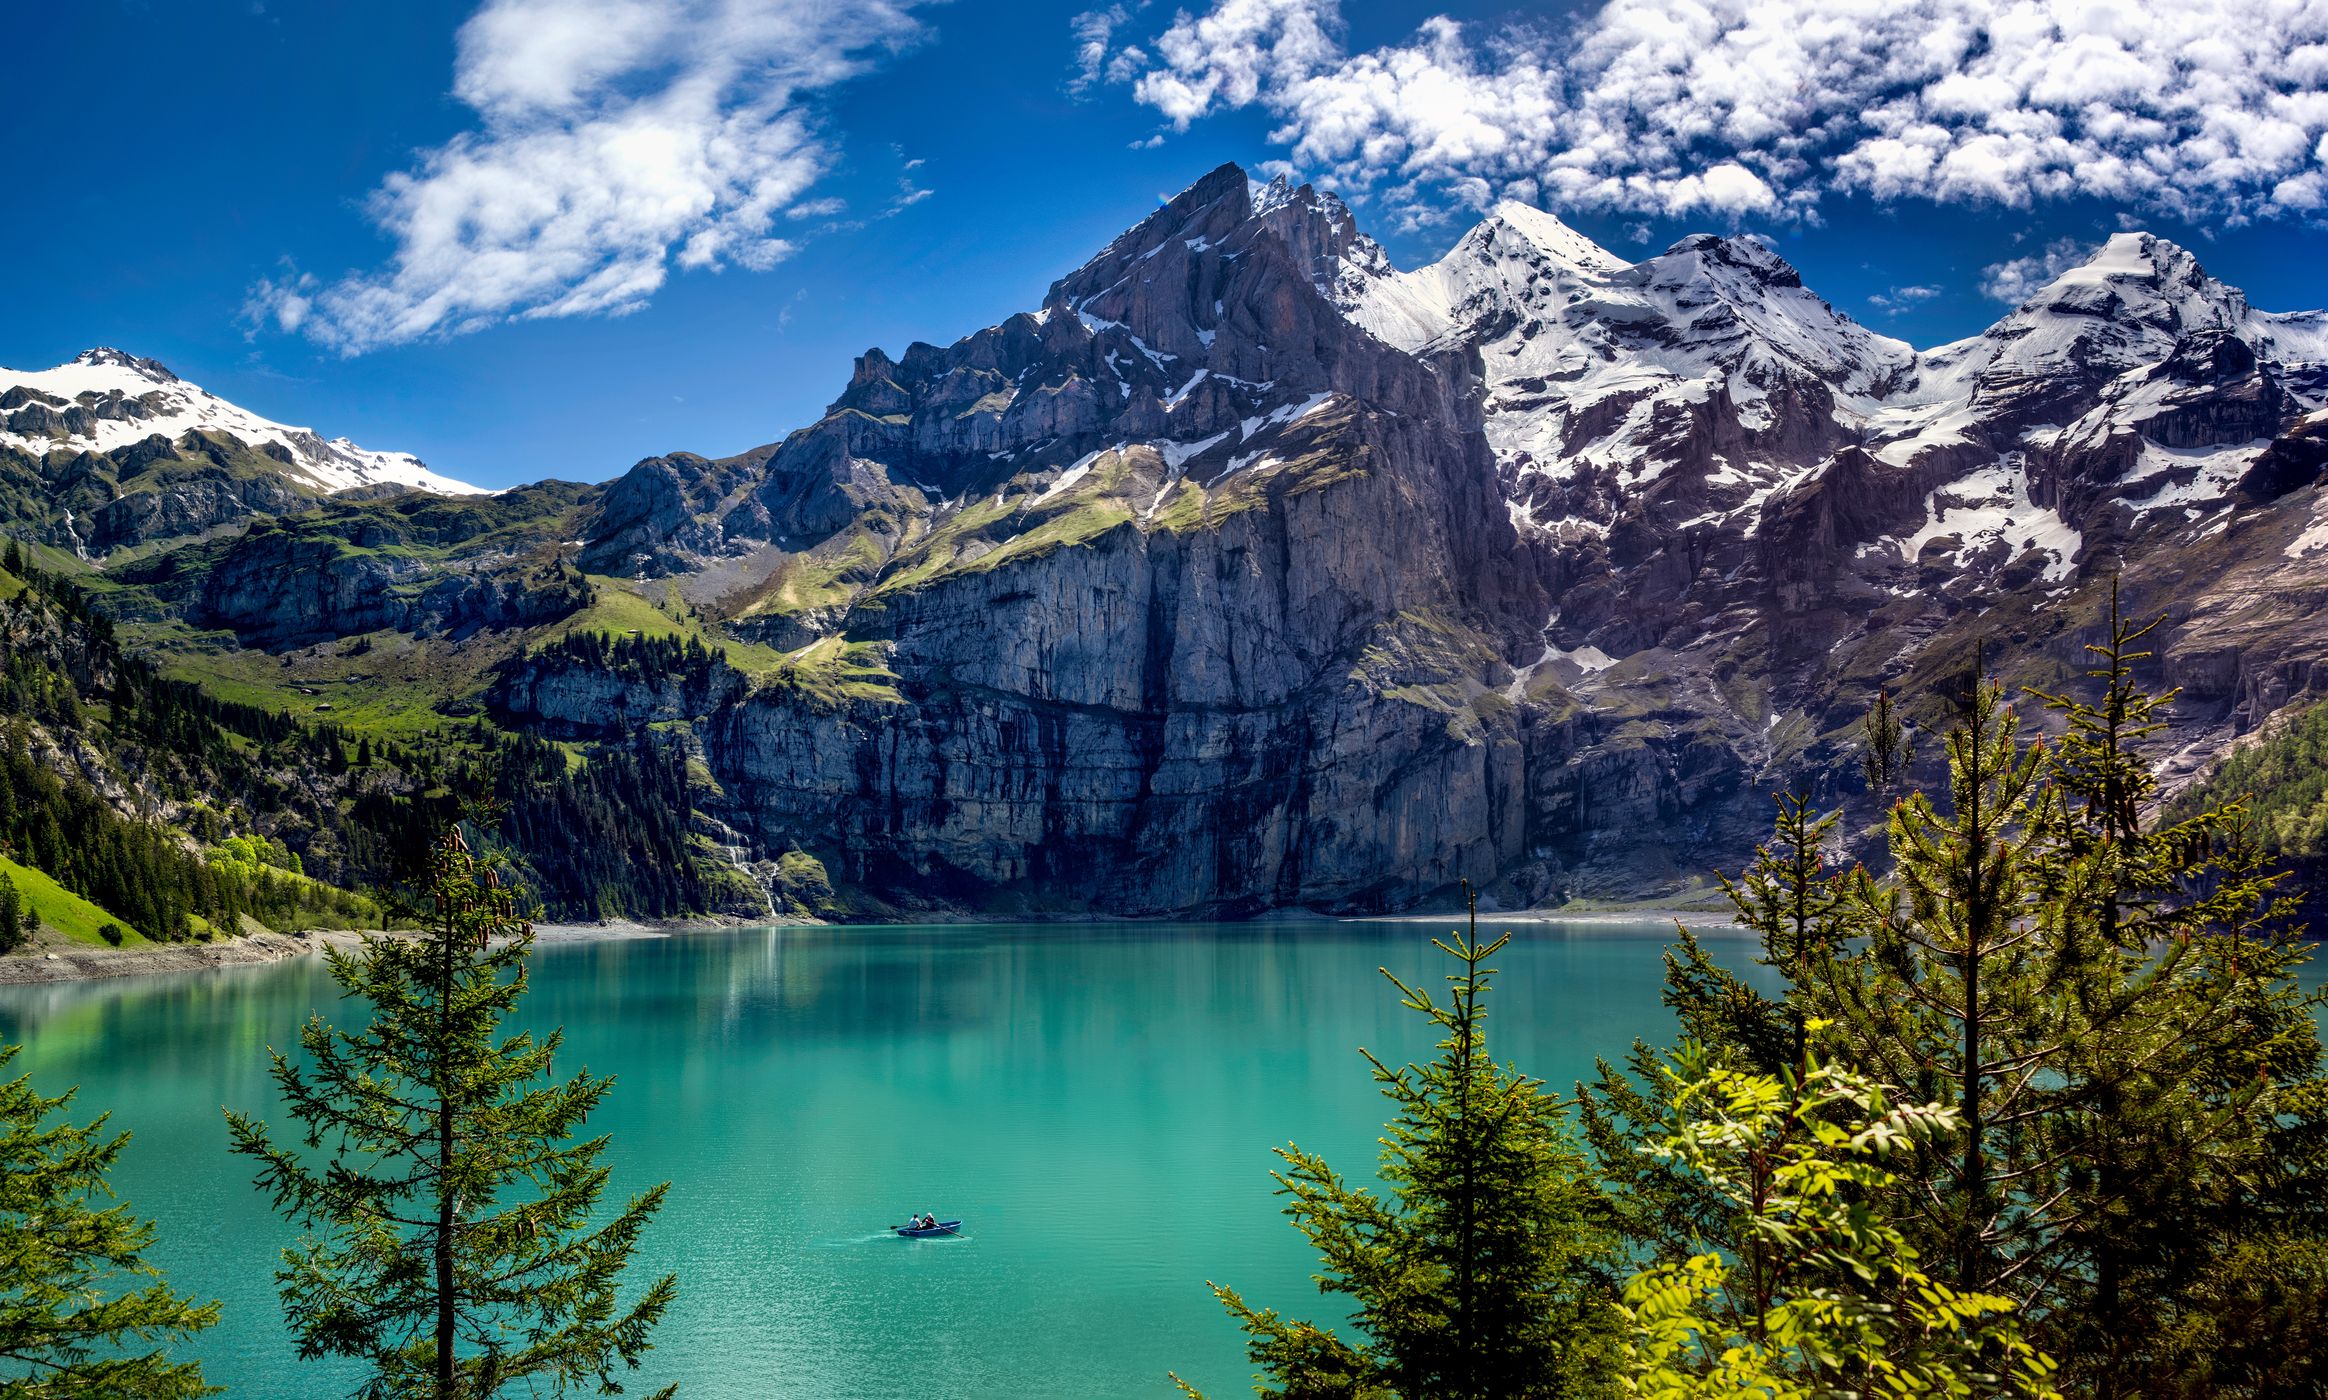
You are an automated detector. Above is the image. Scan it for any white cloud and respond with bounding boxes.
[1132,0,1343,127]
[1115,0,2328,225]
[1979,237,2094,302]
[1069,5,1137,96]
[256,0,927,354]
[1867,283,1943,313]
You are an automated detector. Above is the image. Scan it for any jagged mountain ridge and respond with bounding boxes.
[576,166,2328,907]
[530,166,2328,909]
[1330,193,2328,782]
[21,163,2328,915]
[551,162,1551,913]
[1344,204,2328,587]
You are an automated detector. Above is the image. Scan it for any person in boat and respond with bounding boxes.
[920,1213,936,1230]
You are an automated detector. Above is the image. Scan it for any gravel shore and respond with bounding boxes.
[0,929,366,985]
[0,919,707,986]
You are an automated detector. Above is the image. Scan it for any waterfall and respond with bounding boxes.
[699,816,777,919]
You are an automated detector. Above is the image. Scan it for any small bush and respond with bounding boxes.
[99,922,127,947]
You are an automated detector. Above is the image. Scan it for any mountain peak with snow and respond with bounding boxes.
[1481,201,1628,278]
[71,346,179,381]
[1655,232,1805,290]
[0,350,481,501]
[2021,232,2241,329]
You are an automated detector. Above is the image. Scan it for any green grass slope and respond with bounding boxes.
[1,856,154,948]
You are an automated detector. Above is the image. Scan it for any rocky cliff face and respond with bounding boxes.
[98,484,597,650]
[561,165,1552,913]
[27,166,2328,915]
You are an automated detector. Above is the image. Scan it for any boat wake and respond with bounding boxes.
[813,1231,971,1248]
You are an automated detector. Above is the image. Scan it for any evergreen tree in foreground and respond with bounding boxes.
[0,1044,218,1398]
[1584,595,2328,1396]
[1177,894,1618,1400]
[1619,1036,2059,1400]
[227,829,677,1400]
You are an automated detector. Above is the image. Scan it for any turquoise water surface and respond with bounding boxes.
[3,920,2317,1399]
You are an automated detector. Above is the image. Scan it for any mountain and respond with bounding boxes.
[560,163,1545,914]
[0,349,480,557]
[11,166,2328,919]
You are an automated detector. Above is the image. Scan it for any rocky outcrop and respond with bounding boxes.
[580,449,772,576]
[491,642,751,738]
[2240,412,2328,502]
[86,468,303,553]
[194,518,583,649]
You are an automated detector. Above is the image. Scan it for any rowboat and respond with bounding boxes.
[894,1220,962,1238]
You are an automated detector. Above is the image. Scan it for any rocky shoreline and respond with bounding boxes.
[0,920,702,987]
[0,929,365,986]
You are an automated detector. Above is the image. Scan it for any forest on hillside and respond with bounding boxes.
[0,540,739,938]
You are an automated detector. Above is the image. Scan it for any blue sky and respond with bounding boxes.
[7,0,2327,490]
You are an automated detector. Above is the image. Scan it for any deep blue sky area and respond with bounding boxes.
[7,0,2327,489]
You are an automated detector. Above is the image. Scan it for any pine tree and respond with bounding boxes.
[2018,585,2328,1395]
[0,873,24,954]
[1860,686,1911,794]
[1177,893,1618,1400]
[1617,1037,2060,1400]
[227,829,677,1400]
[0,1044,219,1398]
[1587,613,2328,1395]
[1830,673,2054,1291]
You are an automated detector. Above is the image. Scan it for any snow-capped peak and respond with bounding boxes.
[1899,233,2264,414]
[72,346,178,381]
[0,350,482,497]
[1248,172,1298,219]
[1655,232,1803,289]
[2024,233,2244,333]
[2062,231,2209,286]
[1484,200,1628,278]
[1344,199,1908,409]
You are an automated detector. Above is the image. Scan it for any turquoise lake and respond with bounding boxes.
[2,920,2320,1399]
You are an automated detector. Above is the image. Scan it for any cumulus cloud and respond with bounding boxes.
[1113,0,2328,224]
[253,0,927,354]
[1980,237,2095,302]
[1133,0,1344,126]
